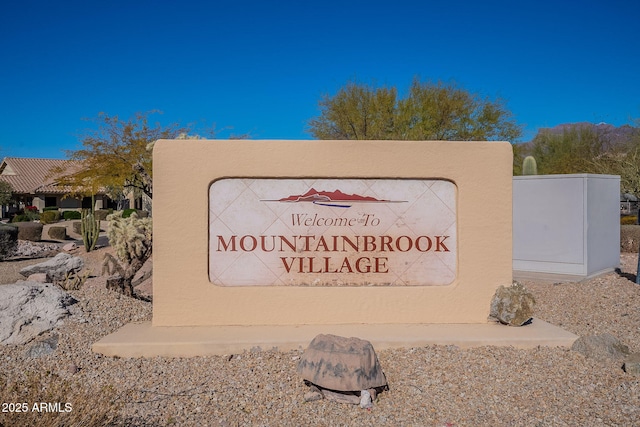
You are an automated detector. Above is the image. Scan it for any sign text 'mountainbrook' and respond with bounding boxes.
[215,234,450,274]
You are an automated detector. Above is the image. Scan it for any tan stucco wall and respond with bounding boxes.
[152,139,513,326]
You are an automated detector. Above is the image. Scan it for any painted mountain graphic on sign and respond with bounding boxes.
[265,188,406,208]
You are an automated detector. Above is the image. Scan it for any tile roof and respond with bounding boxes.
[0,157,85,195]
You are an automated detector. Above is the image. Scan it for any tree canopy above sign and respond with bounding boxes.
[307,78,522,143]
[51,111,186,200]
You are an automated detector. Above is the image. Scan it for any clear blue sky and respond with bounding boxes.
[1,0,639,159]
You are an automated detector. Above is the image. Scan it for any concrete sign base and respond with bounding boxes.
[93,319,578,357]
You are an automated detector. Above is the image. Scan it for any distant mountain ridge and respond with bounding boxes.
[523,122,639,148]
[541,122,638,141]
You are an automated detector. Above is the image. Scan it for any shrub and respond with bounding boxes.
[94,209,113,221]
[16,222,43,242]
[122,208,137,218]
[39,210,60,224]
[0,224,18,259]
[121,209,149,219]
[43,206,59,211]
[48,226,67,240]
[11,214,31,222]
[620,225,640,252]
[63,210,82,220]
[12,206,40,222]
[621,215,637,225]
[0,372,120,427]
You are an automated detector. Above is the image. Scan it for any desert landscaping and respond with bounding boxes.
[1,221,639,426]
[3,2,639,425]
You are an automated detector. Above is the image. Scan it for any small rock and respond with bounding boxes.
[62,242,77,252]
[571,333,631,362]
[359,390,373,409]
[25,334,59,357]
[68,363,79,374]
[13,240,59,258]
[490,281,536,326]
[623,353,640,375]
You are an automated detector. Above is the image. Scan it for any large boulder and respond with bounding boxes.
[0,282,76,345]
[19,252,84,283]
[490,281,536,326]
[571,333,631,362]
[297,334,387,394]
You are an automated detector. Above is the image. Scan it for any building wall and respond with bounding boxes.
[25,194,107,212]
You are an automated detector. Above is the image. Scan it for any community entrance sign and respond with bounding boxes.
[147,139,512,328]
[92,139,572,358]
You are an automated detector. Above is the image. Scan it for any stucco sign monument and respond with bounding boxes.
[93,139,574,357]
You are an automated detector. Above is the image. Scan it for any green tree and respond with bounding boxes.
[307,78,522,142]
[308,81,397,140]
[603,146,640,196]
[531,124,608,174]
[512,143,528,175]
[0,181,12,206]
[52,111,187,200]
[591,121,640,196]
[396,79,522,141]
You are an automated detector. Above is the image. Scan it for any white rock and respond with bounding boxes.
[359,389,372,409]
[19,252,84,282]
[0,282,76,345]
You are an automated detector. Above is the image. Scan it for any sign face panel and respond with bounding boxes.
[209,178,457,286]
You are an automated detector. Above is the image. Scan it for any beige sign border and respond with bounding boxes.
[153,139,512,326]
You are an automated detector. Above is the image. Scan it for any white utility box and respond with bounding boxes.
[513,174,620,280]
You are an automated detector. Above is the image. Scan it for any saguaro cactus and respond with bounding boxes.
[522,156,538,175]
[81,209,100,252]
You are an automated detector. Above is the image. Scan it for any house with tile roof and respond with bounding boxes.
[0,157,111,218]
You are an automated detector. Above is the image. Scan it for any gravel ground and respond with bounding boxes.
[1,248,639,426]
